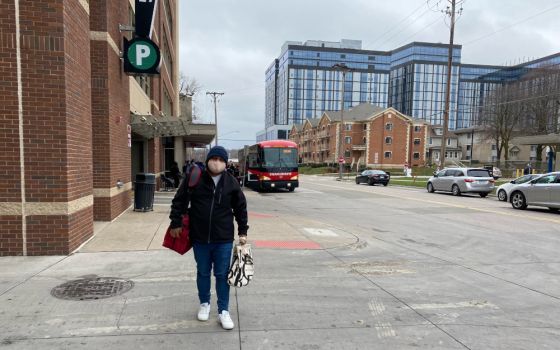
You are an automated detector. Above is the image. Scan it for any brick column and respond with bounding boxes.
[0,0,94,256]
[90,1,132,221]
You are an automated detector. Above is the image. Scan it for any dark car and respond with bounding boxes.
[355,170,390,186]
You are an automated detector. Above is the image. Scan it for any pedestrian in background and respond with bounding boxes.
[524,163,532,175]
[169,145,249,330]
[170,161,181,188]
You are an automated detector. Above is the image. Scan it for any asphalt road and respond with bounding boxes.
[242,175,560,349]
[2,176,559,349]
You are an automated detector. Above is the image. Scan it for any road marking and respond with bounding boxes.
[295,188,324,194]
[409,300,498,310]
[303,228,338,237]
[375,322,396,338]
[368,298,386,316]
[306,181,560,225]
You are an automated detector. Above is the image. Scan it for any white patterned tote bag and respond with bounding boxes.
[227,244,254,287]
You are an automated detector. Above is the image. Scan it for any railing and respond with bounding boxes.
[352,144,366,151]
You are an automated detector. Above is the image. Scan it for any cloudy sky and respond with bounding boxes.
[179,0,560,150]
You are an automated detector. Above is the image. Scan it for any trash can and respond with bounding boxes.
[134,173,156,212]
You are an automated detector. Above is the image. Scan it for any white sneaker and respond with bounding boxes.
[218,310,234,330]
[197,303,211,321]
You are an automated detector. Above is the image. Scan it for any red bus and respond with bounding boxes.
[239,140,299,191]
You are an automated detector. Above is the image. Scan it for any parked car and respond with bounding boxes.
[427,167,495,197]
[492,167,502,180]
[496,174,541,201]
[355,169,390,186]
[509,172,560,211]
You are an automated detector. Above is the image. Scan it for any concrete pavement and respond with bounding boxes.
[1,177,560,349]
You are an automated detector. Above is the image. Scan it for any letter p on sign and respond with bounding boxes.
[136,44,150,66]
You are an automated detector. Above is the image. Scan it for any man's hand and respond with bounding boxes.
[170,227,182,238]
[238,235,247,245]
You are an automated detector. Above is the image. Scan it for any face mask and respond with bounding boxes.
[208,159,226,174]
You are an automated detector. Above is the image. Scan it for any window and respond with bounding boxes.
[368,56,376,61]
[363,124,368,130]
[414,126,421,132]
[345,123,352,131]
[414,138,421,145]
[384,151,392,158]
[385,123,393,131]
[344,150,351,157]
[413,152,420,160]
[466,145,471,150]
[535,175,556,184]
[492,144,497,151]
[429,137,432,145]
[385,137,392,144]
[136,75,151,97]
[467,169,491,177]
[163,88,173,117]
[163,0,173,36]
[447,139,451,145]
[345,136,352,144]
[341,54,346,59]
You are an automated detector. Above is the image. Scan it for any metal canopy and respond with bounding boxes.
[512,133,560,146]
[130,113,216,144]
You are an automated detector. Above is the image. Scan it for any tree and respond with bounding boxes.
[179,73,202,97]
[518,65,560,161]
[479,82,522,165]
[179,73,203,121]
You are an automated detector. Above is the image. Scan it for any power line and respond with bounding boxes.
[395,16,442,48]
[463,2,560,46]
[364,1,428,48]
[376,6,433,48]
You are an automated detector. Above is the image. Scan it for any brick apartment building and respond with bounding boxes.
[0,0,180,256]
[289,104,429,168]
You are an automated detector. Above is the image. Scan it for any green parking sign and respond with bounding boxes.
[123,37,161,75]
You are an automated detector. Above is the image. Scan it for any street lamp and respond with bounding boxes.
[333,63,352,180]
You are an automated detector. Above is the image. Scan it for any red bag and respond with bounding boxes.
[163,166,201,255]
[163,215,192,255]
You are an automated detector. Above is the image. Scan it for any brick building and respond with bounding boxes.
[0,0,181,256]
[289,104,429,168]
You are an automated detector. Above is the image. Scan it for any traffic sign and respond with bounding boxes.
[338,157,345,164]
[123,37,161,75]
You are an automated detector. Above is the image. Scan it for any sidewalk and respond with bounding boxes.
[1,191,374,350]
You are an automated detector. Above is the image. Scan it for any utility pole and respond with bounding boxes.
[333,63,352,180]
[206,91,224,146]
[439,0,462,169]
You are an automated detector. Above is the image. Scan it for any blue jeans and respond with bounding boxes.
[192,241,233,313]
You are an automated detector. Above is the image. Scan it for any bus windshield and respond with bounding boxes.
[263,148,298,168]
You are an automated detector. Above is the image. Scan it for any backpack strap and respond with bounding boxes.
[186,165,202,190]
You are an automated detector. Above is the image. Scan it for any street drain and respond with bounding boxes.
[51,277,134,301]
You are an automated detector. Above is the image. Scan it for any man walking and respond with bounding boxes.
[169,145,249,330]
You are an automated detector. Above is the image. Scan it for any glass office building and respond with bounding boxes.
[261,39,560,140]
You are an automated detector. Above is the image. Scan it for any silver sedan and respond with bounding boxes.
[510,172,560,211]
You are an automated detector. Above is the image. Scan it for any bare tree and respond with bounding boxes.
[479,82,522,165]
[179,73,203,121]
[516,65,560,160]
[179,73,202,97]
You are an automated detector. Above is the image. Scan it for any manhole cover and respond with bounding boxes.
[51,277,134,301]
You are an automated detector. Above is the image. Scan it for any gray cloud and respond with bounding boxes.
[179,0,559,149]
